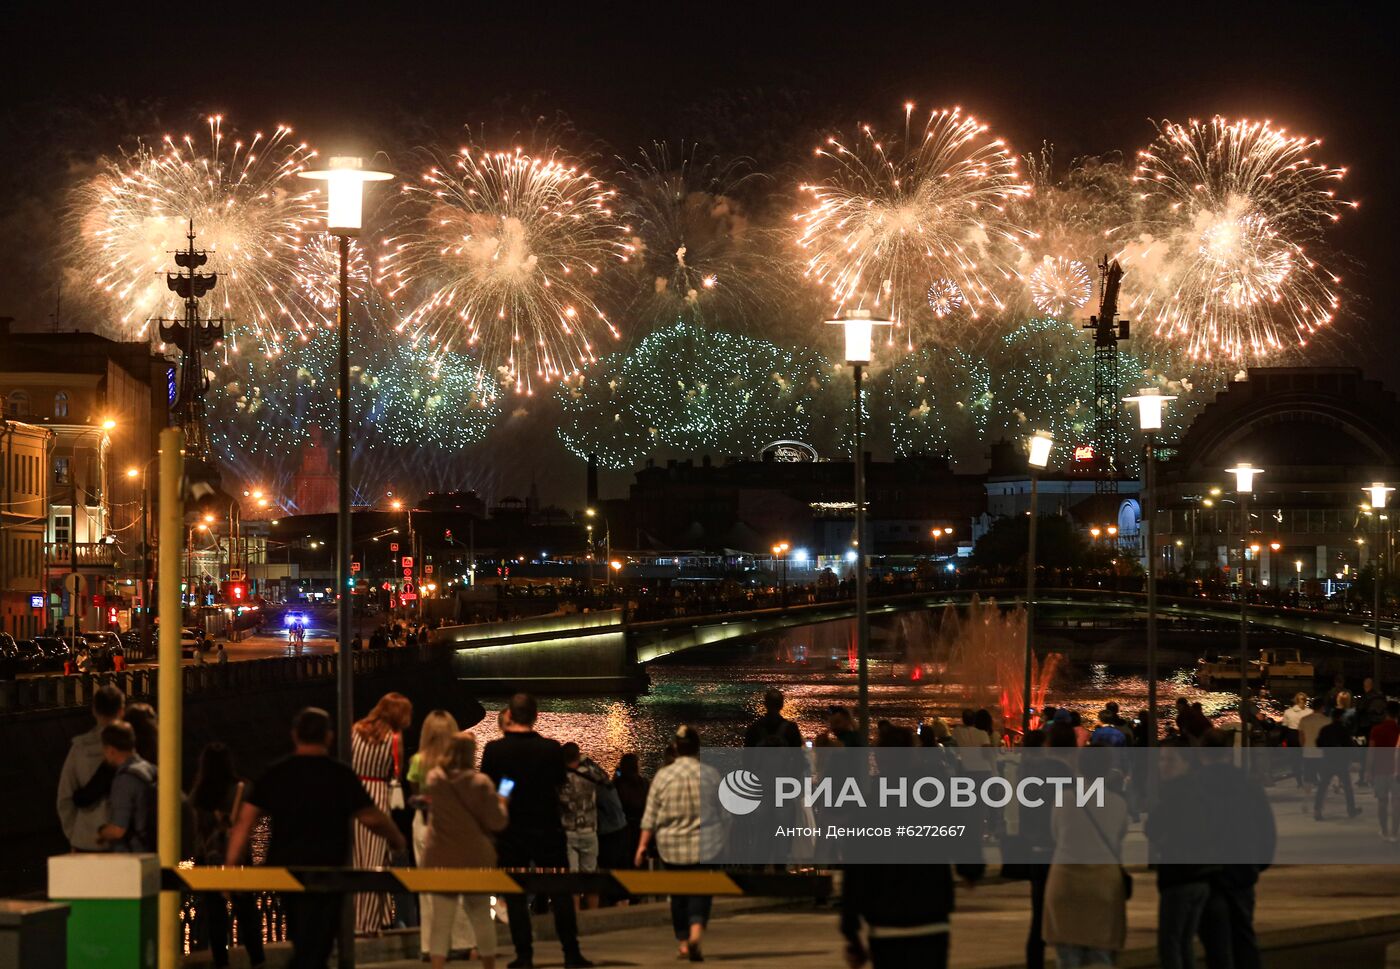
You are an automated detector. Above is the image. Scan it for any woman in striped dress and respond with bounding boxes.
[352,692,414,934]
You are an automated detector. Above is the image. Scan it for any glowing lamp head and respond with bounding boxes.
[1027,430,1055,470]
[792,548,809,563]
[825,308,892,365]
[1365,482,1394,510]
[1124,388,1177,432]
[101,419,116,431]
[609,560,623,571]
[1225,462,1264,494]
[299,156,392,234]
[126,467,139,479]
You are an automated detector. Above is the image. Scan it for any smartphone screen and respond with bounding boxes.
[498,777,516,798]
[804,740,814,748]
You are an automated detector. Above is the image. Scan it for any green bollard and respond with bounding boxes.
[48,854,157,969]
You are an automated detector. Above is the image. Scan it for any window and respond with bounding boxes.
[54,391,68,417]
[55,515,71,546]
[53,456,71,485]
[4,390,28,416]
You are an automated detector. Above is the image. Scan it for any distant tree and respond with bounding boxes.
[970,514,1094,570]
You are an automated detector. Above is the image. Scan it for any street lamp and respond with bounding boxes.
[1125,387,1177,745]
[772,542,790,608]
[1226,462,1263,743]
[1365,483,1394,685]
[1023,429,1054,734]
[828,308,892,744]
[300,155,392,766]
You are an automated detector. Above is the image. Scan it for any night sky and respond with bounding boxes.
[2,5,1394,502]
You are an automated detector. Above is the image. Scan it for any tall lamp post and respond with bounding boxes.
[126,456,160,660]
[1023,430,1054,734]
[772,542,790,608]
[1365,483,1394,685]
[1226,462,1263,743]
[828,308,891,744]
[300,157,391,766]
[1125,389,1176,744]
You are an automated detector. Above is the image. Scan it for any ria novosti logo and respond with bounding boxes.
[717,769,764,815]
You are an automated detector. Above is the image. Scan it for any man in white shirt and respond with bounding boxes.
[56,684,125,851]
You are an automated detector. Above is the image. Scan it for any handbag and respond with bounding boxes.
[1083,805,1133,901]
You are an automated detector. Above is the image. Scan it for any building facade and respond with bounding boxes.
[0,411,50,638]
[1152,367,1400,590]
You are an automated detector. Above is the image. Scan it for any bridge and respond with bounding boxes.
[438,588,1400,693]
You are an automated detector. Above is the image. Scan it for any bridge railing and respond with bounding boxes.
[0,644,441,714]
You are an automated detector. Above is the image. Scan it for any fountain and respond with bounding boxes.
[899,594,1061,737]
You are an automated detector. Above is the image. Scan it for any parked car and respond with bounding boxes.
[34,636,75,672]
[12,638,48,673]
[0,634,21,679]
[181,629,202,658]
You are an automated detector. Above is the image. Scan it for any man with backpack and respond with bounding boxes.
[96,721,157,852]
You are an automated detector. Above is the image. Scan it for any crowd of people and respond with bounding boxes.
[51,670,1400,969]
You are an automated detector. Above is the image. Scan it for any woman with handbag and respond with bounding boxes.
[422,732,509,969]
[188,742,266,969]
[407,710,477,959]
[352,692,414,934]
[1042,765,1130,967]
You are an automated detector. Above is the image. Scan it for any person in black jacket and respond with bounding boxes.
[839,724,984,968]
[1314,708,1361,820]
[479,693,593,969]
[743,688,802,747]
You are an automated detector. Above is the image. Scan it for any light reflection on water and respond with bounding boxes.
[466,656,1253,771]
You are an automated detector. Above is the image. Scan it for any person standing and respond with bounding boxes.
[635,725,725,963]
[1355,678,1388,783]
[187,742,265,969]
[559,743,608,898]
[1298,697,1328,789]
[226,707,405,969]
[407,710,476,960]
[351,692,414,934]
[95,722,157,853]
[1368,701,1400,841]
[1282,692,1310,787]
[742,688,802,747]
[57,684,124,851]
[479,693,592,969]
[1042,767,1130,968]
[1314,708,1362,820]
[422,732,508,969]
[613,753,651,871]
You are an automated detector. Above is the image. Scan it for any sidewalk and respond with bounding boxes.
[211,865,1400,969]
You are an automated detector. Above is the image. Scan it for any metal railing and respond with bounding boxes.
[44,542,119,568]
[0,644,438,713]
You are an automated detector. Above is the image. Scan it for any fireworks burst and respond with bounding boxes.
[294,233,371,310]
[618,145,780,335]
[380,143,633,400]
[558,320,831,468]
[794,105,1030,347]
[1028,255,1093,317]
[925,278,965,318]
[74,115,325,353]
[1120,117,1353,361]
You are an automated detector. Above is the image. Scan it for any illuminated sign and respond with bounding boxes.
[390,543,400,553]
[1072,445,1096,463]
[29,594,44,609]
[351,561,361,573]
[401,556,413,568]
[761,439,819,463]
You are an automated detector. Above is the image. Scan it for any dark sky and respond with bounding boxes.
[2,4,1394,502]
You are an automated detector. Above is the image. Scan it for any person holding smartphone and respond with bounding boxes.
[480,693,594,969]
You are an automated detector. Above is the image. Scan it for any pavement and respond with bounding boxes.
[333,865,1400,969]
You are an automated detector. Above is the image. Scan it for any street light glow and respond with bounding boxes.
[1365,482,1394,510]
[1225,463,1264,494]
[1123,388,1177,431]
[825,308,892,365]
[1027,430,1054,469]
[298,156,392,233]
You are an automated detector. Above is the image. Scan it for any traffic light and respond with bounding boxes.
[221,580,248,603]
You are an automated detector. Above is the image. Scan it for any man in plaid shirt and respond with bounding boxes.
[635,726,725,960]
